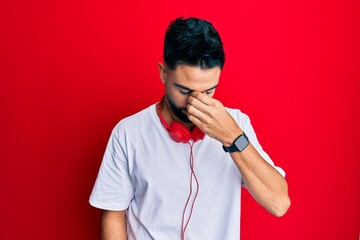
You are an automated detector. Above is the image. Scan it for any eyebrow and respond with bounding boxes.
[174,83,219,92]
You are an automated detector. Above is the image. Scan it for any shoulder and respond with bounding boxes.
[224,107,251,127]
[112,103,157,137]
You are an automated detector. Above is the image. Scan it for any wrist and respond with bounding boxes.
[222,129,243,147]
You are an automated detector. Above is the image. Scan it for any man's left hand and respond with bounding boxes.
[187,92,243,146]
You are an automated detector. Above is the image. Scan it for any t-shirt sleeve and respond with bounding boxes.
[89,126,134,210]
[236,110,286,178]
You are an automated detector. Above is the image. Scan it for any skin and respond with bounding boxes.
[102,210,127,240]
[160,63,221,129]
[102,63,291,239]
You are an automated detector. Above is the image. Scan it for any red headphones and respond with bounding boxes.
[157,97,205,143]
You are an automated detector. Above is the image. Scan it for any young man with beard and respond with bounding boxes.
[90,17,290,240]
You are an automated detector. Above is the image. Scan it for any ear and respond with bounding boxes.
[158,62,167,84]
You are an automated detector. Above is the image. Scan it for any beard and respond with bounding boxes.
[166,94,192,123]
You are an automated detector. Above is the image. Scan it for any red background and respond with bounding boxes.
[1,0,359,239]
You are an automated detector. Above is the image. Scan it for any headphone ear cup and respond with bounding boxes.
[191,126,206,142]
[157,99,205,143]
[169,122,192,143]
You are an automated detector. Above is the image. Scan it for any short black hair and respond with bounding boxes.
[163,17,225,70]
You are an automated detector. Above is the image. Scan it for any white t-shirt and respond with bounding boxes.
[89,103,285,240]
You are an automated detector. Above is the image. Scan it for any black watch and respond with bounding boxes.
[222,133,249,153]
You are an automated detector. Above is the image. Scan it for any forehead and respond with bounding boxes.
[167,65,221,89]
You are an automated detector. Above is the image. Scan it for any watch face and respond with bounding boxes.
[235,134,249,152]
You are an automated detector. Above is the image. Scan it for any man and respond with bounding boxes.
[90,17,290,240]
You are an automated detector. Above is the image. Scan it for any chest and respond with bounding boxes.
[126,136,240,199]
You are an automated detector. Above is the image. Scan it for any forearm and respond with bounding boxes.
[230,144,290,217]
[102,210,127,240]
[185,92,290,216]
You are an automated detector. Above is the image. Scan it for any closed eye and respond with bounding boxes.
[174,83,218,95]
[179,89,193,95]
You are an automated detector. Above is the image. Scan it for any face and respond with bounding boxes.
[159,63,221,124]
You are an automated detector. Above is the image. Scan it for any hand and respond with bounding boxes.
[187,92,243,146]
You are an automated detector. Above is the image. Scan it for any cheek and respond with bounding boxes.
[174,94,189,107]
[166,86,189,106]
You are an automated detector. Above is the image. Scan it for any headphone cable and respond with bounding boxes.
[181,141,200,240]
